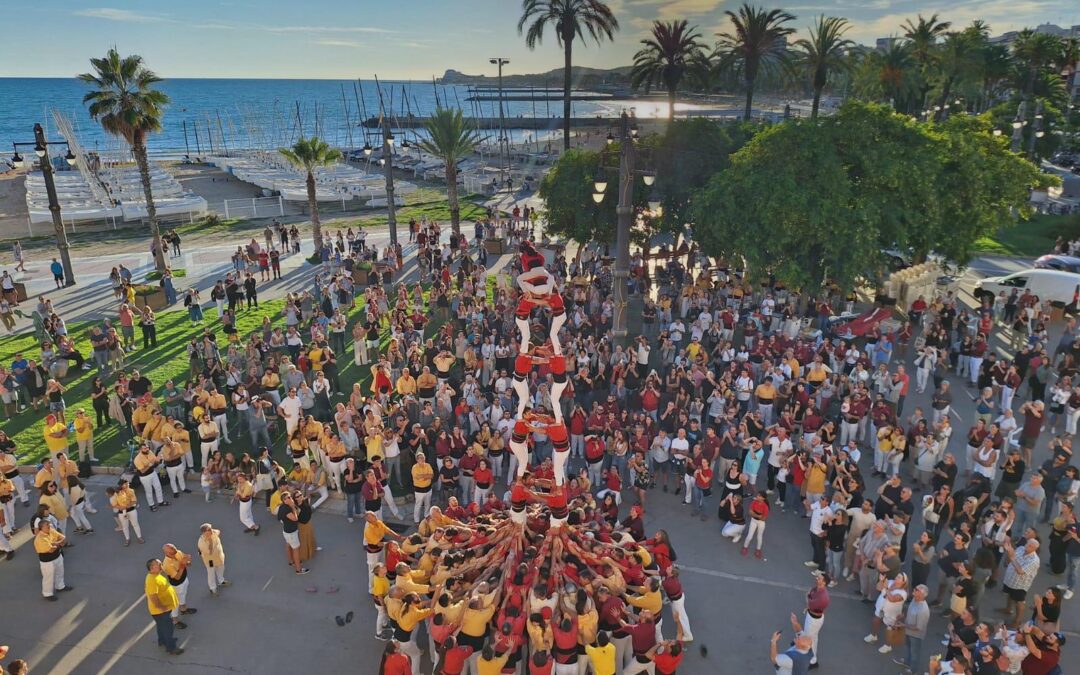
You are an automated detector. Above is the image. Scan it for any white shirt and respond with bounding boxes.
[767,437,793,468]
[279,396,302,421]
[809,502,832,535]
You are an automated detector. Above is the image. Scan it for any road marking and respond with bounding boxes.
[261,576,274,592]
[678,564,861,601]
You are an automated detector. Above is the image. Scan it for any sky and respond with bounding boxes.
[1,0,1077,79]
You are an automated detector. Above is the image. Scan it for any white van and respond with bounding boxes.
[974,268,1080,305]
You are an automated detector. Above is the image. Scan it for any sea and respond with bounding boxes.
[0,78,664,159]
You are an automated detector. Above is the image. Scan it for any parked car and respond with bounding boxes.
[974,268,1080,306]
[1035,254,1080,274]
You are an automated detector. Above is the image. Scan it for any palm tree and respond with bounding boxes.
[858,40,918,107]
[791,16,854,119]
[901,13,951,109]
[716,3,796,121]
[279,137,342,252]
[630,20,709,121]
[1011,30,1062,98]
[419,108,483,238]
[932,31,979,120]
[518,0,619,151]
[78,49,170,271]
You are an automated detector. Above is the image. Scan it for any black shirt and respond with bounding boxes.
[277,504,299,533]
[129,376,151,398]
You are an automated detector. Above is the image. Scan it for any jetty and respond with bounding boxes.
[359,115,615,130]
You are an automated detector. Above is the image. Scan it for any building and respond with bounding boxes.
[989,23,1080,45]
[875,36,900,51]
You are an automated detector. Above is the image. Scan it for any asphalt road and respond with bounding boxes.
[2,260,1078,675]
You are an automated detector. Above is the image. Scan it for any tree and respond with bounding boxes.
[715,3,796,121]
[855,41,918,109]
[279,137,342,252]
[1012,30,1062,98]
[932,30,979,120]
[419,108,483,238]
[630,20,710,121]
[647,118,755,231]
[690,101,1054,291]
[539,149,616,245]
[791,16,855,119]
[78,49,170,272]
[902,13,951,109]
[518,0,619,151]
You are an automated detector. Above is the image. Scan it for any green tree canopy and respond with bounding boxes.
[690,101,1055,291]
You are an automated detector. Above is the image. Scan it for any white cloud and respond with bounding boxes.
[627,0,725,19]
[263,25,396,35]
[73,7,169,23]
[316,39,368,48]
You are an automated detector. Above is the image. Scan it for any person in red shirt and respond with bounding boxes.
[435,635,473,675]
[743,491,770,558]
[378,641,412,675]
[584,435,606,487]
[652,614,687,675]
[528,650,554,675]
[550,615,579,671]
[691,457,713,519]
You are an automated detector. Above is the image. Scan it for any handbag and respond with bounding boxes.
[885,625,906,647]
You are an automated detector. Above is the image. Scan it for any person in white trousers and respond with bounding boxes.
[163,543,197,627]
[34,519,70,600]
[107,483,145,546]
[67,477,93,534]
[162,440,188,498]
[197,416,220,470]
[664,568,694,642]
[797,573,830,668]
[197,523,229,595]
[234,474,260,534]
[133,445,168,510]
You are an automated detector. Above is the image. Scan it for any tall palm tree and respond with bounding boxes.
[932,31,979,120]
[1011,29,1061,98]
[901,13,951,109]
[279,137,342,252]
[791,15,854,119]
[78,49,170,272]
[518,0,619,151]
[715,3,796,121]
[419,108,483,238]
[975,42,1012,112]
[858,40,918,107]
[630,20,709,121]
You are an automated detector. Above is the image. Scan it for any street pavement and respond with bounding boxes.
[2,207,1079,673]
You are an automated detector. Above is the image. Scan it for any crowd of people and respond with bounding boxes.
[1,212,1079,675]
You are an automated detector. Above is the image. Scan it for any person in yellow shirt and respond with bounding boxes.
[34,459,55,490]
[72,409,96,463]
[162,543,197,626]
[394,562,432,596]
[107,480,143,546]
[395,370,417,397]
[364,512,403,589]
[365,432,384,464]
[143,410,166,450]
[42,414,69,458]
[233,474,259,535]
[34,519,70,600]
[197,523,229,595]
[370,563,393,638]
[585,633,616,675]
[169,420,193,471]
[626,577,663,616]
[161,440,189,498]
[395,593,434,665]
[133,444,167,510]
[207,389,231,444]
[411,452,434,523]
[755,377,778,425]
[145,559,183,655]
[131,403,152,437]
[476,645,510,675]
[39,481,69,534]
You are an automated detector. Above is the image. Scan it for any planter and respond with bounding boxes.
[484,238,506,255]
[352,267,371,285]
[134,290,168,311]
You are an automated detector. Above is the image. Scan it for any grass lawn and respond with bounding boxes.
[0,292,418,468]
[972,213,1080,257]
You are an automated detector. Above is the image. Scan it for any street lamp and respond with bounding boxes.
[12,123,76,286]
[381,115,398,246]
[591,109,656,344]
[490,57,511,186]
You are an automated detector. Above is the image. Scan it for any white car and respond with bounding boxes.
[974,268,1080,306]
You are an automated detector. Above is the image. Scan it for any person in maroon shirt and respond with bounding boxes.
[620,610,658,671]
[551,615,579,669]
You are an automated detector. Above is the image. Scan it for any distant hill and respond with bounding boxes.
[439,66,634,89]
